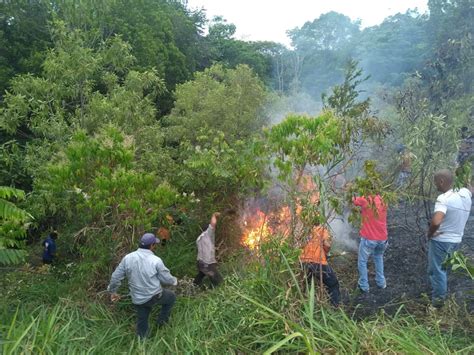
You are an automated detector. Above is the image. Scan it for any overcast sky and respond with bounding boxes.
[186,0,428,46]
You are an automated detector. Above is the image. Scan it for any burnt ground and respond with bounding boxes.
[332,200,474,318]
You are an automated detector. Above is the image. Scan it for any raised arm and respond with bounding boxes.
[353,196,368,207]
[210,212,221,229]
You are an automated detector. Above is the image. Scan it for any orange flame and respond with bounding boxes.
[241,174,320,249]
[241,207,292,249]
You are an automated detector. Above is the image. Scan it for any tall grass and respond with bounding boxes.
[1,249,473,354]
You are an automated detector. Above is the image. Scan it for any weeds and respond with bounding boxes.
[1,249,473,354]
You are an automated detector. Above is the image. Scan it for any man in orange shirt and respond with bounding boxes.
[300,225,340,307]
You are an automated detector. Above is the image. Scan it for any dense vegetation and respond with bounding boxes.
[1,0,473,353]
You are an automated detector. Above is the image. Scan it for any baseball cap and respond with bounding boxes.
[139,233,160,247]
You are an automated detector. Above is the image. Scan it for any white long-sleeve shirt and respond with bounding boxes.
[196,224,216,264]
[107,248,177,305]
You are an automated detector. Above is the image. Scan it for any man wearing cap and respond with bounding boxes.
[107,233,178,338]
[194,212,223,287]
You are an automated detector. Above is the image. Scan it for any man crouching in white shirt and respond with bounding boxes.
[107,233,178,338]
[427,169,472,307]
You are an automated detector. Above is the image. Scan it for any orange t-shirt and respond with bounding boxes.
[300,226,330,265]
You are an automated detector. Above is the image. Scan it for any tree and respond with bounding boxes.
[427,0,474,51]
[288,12,360,97]
[56,0,198,81]
[0,0,52,97]
[204,16,274,82]
[357,10,429,86]
[392,26,473,232]
[0,186,31,265]
[164,64,268,146]
[33,126,180,280]
[322,60,370,118]
[0,22,165,190]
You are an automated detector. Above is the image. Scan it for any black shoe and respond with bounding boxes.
[377,284,387,289]
[358,286,369,294]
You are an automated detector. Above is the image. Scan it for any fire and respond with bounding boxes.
[241,206,292,249]
[241,173,320,249]
[241,210,272,249]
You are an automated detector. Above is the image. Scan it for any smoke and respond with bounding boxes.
[265,91,322,126]
[328,210,358,252]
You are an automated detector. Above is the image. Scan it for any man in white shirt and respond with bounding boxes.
[107,233,178,338]
[194,212,223,287]
[427,169,472,306]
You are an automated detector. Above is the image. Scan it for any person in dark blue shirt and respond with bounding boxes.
[42,231,58,264]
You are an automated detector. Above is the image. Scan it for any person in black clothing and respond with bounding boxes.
[42,231,58,264]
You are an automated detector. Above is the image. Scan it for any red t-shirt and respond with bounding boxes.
[353,195,388,241]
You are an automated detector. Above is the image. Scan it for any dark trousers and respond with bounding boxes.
[135,289,176,338]
[303,263,340,307]
[194,261,223,287]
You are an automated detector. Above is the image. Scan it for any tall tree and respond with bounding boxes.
[164,64,268,146]
[0,22,166,190]
[0,0,52,96]
[357,10,429,86]
[288,12,360,98]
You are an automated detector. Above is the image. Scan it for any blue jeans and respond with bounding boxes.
[135,289,176,338]
[358,238,388,291]
[428,239,460,303]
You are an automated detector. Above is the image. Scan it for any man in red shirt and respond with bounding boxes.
[353,195,388,293]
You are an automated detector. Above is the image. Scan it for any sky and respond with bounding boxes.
[186,0,428,46]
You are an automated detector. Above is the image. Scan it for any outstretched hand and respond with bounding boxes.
[210,212,221,228]
[110,293,121,303]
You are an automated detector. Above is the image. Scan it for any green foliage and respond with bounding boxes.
[287,12,360,96]
[0,186,31,265]
[0,22,165,192]
[322,59,370,118]
[264,63,388,237]
[165,64,268,145]
[44,126,177,228]
[1,248,473,353]
[0,0,53,96]
[394,79,470,215]
[347,160,396,225]
[357,10,429,85]
[455,162,472,189]
[203,16,274,83]
[0,22,161,137]
[54,0,207,113]
[266,112,345,182]
[163,63,269,217]
[32,126,181,278]
[348,160,391,198]
[264,112,350,235]
[179,130,266,211]
[446,251,474,280]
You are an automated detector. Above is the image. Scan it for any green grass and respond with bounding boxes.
[1,250,473,354]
